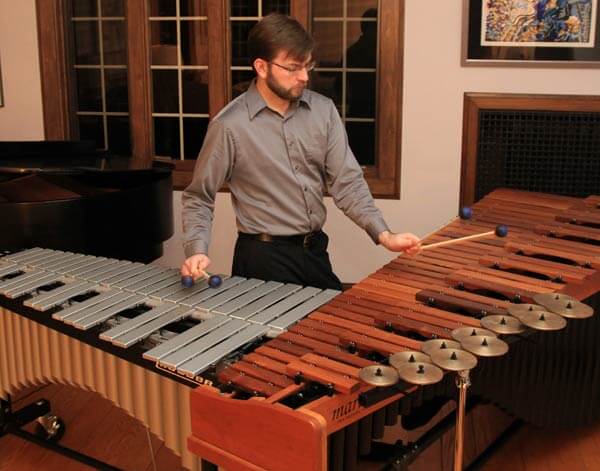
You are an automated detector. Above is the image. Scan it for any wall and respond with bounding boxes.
[2,1,600,281]
[0,0,44,140]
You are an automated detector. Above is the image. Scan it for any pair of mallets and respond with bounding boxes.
[181,207,508,288]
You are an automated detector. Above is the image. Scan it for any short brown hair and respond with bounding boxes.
[247,13,314,65]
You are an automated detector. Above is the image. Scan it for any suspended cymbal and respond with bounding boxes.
[533,292,594,319]
[421,338,461,356]
[389,351,432,369]
[519,309,567,331]
[451,326,496,342]
[460,335,509,357]
[430,348,478,372]
[397,362,444,385]
[359,365,400,387]
[481,315,526,335]
[507,303,547,320]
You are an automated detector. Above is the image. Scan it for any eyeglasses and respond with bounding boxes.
[269,61,316,74]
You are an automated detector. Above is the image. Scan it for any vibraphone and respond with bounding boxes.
[0,188,598,471]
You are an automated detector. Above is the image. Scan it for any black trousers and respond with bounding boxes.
[231,231,343,291]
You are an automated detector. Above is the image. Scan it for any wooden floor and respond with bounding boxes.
[1,383,599,470]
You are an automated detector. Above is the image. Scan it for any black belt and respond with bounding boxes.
[238,231,323,248]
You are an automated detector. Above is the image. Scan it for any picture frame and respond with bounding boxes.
[0,54,3,107]
[462,0,600,67]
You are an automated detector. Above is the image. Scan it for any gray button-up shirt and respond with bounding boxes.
[182,80,390,257]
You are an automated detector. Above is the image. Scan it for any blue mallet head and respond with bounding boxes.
[208,274,223,288]
[181,275,194,288]
[495,225,508,237]
[459,207,472,220]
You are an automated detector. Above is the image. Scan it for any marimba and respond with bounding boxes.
[0,188,599,471]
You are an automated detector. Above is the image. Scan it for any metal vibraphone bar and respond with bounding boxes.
[186,189,600,471]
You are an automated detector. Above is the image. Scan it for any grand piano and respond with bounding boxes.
[0,140,173,263]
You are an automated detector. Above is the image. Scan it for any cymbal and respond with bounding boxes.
[389,351,432,369]
[421,338,461,356]
[397,362,444,385]
[519,309,567,331]
[533,292,594,319]
[430,348,478,372]
[481,315,526,335]
[451,326,496,342]
[359,365,400,387]
[507,303,547,319]
[460,335,509,357]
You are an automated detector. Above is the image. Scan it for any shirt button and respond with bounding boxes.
[294,165,299,171]
[308,209,313,214]
[303,186,308,192]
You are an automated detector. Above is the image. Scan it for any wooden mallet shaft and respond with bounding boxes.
[421,225,508,251]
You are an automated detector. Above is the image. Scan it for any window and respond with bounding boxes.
[38,0,404,197]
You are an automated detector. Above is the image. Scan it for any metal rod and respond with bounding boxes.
[454,369,471,471]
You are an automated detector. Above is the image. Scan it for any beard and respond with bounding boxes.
[266,70,305,101]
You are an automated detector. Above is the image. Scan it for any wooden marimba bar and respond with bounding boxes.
[187,189,600,471]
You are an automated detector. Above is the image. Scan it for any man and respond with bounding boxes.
[181,13,420,290]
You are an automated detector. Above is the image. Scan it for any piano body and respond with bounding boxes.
[0,188,599,470]
[0,140,173,263]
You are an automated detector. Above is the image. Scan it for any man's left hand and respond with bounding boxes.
[378,231,421,255]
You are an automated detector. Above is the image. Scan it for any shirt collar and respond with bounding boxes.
[246,79,311,120]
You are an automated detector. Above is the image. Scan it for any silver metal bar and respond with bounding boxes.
[247,287,322,325]
[122,270,179,292]
[52,289,122,322]
[162,279,211,303]
[47,254,92,273]
[0,270,44,292]
[99,264,151,286]
[212,280,282,316]
[229,283,302,320]
[149,281,191,301]
[111,306,194,348]
[24,280,88,308]
[36,253,82,271]
[138,276,181,296]
[25,252,70,269]
[179,276,246,307]
[142,315,230,362]
[0,265,22,278]
[65,258,115,278]
[53,255,107,276]
[99,303,178,341]
[177,324,268,377]
[3,274,63,299]
[80,260,134,281]
[193,278,265,312]
[20,250,65,268]
[158,319,248,370]
[268,289,341,330]
[88,261,141,283]
[112,266,166,289]
[26,282,97,312]
[62,291,135,325]
[73,294,146,330]
[3,248,45,262]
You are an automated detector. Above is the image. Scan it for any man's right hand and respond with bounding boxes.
[181,253,211,281]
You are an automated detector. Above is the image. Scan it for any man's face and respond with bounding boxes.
[264,51,313,101]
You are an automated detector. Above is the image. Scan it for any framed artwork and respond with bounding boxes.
[0,55,3,107]
[463,0,600,66]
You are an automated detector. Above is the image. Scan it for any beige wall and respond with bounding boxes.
[0,0,44,140]
[2,1,600,281]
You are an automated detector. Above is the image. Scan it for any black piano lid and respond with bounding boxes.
[0,141,174,263]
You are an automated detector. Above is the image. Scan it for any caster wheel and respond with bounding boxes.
[35,414,65,442]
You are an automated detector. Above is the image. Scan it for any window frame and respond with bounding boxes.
[36,0,404,198]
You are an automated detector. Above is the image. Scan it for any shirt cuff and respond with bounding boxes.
[184,240,209,258]
[365,218,390,245]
